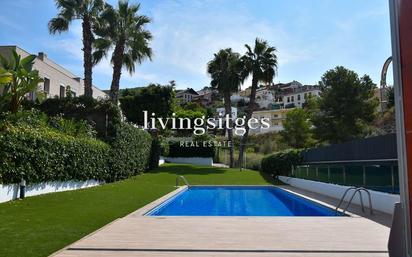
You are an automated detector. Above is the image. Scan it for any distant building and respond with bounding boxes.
[250,108,295,134]
[193,88,214,106]
[255,87,275,109]
[175,88,198,104]
[271,82,321,109]
[239,87,251,97]
[0,45,108,100]
[273,80,302,91]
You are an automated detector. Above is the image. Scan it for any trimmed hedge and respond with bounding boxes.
[107,123,152,181]
[261,149,303,176]
[167,140,215,158]
[0,125,110,184]
[0,112,153,184]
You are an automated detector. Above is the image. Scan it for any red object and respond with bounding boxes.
[398,0,412,235]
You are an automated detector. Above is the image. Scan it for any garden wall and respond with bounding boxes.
[278,176,400,214]
[0,180,101,203]
[164,157,213,166]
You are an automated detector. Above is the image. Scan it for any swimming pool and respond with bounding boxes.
[146,186,343,216]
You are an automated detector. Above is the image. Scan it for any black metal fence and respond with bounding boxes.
[294,163,399,194]
[294,134,399,194]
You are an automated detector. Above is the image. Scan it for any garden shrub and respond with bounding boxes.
[261,149,303,176]
[0,111,154,184]
[48,115,97,138]
[34,96,121,139]
[159,137,169,156]
[107,123,152,181]
[0,123,110,184]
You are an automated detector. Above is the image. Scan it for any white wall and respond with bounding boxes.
[165,157,213,166]
[0,180,101,203]
[159,156,165,165]
[278,176,399,215]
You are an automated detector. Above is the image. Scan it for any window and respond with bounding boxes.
[59,85,65,98]
[304,93,308,99]
[43,78,50,95]
[291,96,294,102]
[287,97,290,103]
[71,91,76,97]
[273,114,279,118]
[297,94,301,101]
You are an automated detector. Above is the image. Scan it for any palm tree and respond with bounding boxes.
[49,0,105,98]
[93,1,152,103]
[237,38,278,166]
[207,49,245,168]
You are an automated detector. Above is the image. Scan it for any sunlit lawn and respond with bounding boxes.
[0,163,277,257]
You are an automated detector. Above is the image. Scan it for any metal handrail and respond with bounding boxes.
[175,175,189,187]
[336,187,373,215]
[335,187,358,211]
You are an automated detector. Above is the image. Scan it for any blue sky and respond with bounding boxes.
[0,0,392,90]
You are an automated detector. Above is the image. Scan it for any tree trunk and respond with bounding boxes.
[10,79,18,113]
[237,75,258,167]
[110,40,125,104]
[224,91,234,168]
[82,16,93,98]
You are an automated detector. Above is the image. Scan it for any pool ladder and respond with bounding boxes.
[175,175,190,188]
[335,187,373,215]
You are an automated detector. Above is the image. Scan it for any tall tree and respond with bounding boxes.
[280,108,315,148]
[237,38,278,166]
[119,83,175,125]
[93,1,152,103]
[207,49,245,168]
[312,66,379,143]
[49,0,105,98]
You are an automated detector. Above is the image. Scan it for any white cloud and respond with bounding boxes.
[148,0,315,88]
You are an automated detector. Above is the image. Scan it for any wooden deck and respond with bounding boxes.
[52,187,391,257]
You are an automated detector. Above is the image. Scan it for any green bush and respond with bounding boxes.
[0,111,153,184]
[107,123,152,181]
[119,84,175,125]
[0,124,110,184]
[159,137,169,156]
[261,149,303,176]
[167,140,215,158]
[34,96,121,139]
[48,115,97,138]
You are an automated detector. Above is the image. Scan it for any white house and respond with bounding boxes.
[255,88,276,109]
[175,88,198,104]
[0,45,108,100]
[281,86,321,108]
[250,108,295,134]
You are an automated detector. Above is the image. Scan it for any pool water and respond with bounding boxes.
[146,186,342,216]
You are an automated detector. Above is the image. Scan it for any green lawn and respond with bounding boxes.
[0,164,276,257]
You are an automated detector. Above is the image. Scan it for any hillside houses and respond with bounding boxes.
[174,81,321,133]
